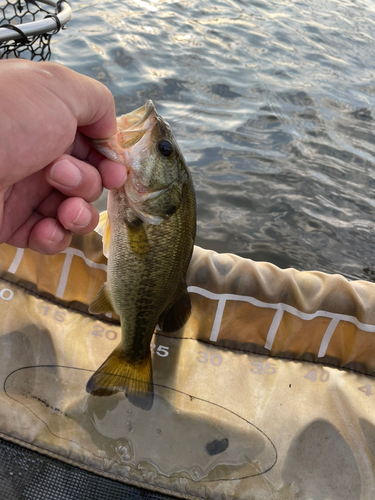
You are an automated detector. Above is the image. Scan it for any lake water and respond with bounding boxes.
[52,0,375,280]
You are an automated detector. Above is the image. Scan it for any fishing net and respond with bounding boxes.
[0,437,176,500]
[0,0,71,61]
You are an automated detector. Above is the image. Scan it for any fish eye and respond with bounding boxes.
[157,139,174,157]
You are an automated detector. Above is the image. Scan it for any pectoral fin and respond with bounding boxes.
[86,345,154,411]
[89,284,114,314]
[126,219,150,255]
[158,287,192,332]
[95,211,111,258]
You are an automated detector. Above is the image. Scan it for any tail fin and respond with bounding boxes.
[86,345,153,410]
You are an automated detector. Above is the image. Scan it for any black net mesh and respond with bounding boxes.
[0,0,63,61]
[0,437,177,500]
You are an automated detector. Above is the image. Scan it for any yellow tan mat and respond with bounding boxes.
[0,235,375,499]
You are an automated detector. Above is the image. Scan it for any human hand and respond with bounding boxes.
[0,60,127,255]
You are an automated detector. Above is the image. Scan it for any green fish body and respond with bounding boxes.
[86,101,196,410]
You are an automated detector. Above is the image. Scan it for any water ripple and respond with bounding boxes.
[53,0,375,278]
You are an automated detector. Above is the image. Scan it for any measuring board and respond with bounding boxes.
[0,235,374,499]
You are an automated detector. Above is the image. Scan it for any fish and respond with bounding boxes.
[86,100,196,410]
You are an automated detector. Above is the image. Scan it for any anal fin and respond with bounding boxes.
[86,344,154,411]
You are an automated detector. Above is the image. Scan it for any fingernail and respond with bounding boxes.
[3,186,12,203]
[49,225,66,243]
[115,170,128,189]
[72,205,92,227]
[50,160,81,188]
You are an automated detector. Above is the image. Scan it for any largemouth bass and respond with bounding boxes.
[87,100,196,410]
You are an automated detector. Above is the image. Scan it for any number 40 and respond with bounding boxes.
[305,370,329,382]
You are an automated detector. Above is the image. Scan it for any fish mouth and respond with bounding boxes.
[115,100,157,149]
[117,100,156,131]
[90,100,159,163]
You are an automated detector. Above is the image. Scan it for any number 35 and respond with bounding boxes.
[250,362,276,374]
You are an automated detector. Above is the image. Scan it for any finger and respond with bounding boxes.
[97,158,128,190]
[45,155,103,202]
[57,197,99,235]
[0,61,117,186]
[0,171,52,244]
[36,189,67,218]
[64,132,128,187]
[0,186,13,236]
[7,212,72,254]
[64,131,104,164]
[39,62,117,138]
[28,218,72,254]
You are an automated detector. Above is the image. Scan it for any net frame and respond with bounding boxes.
[0,0,71,60]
